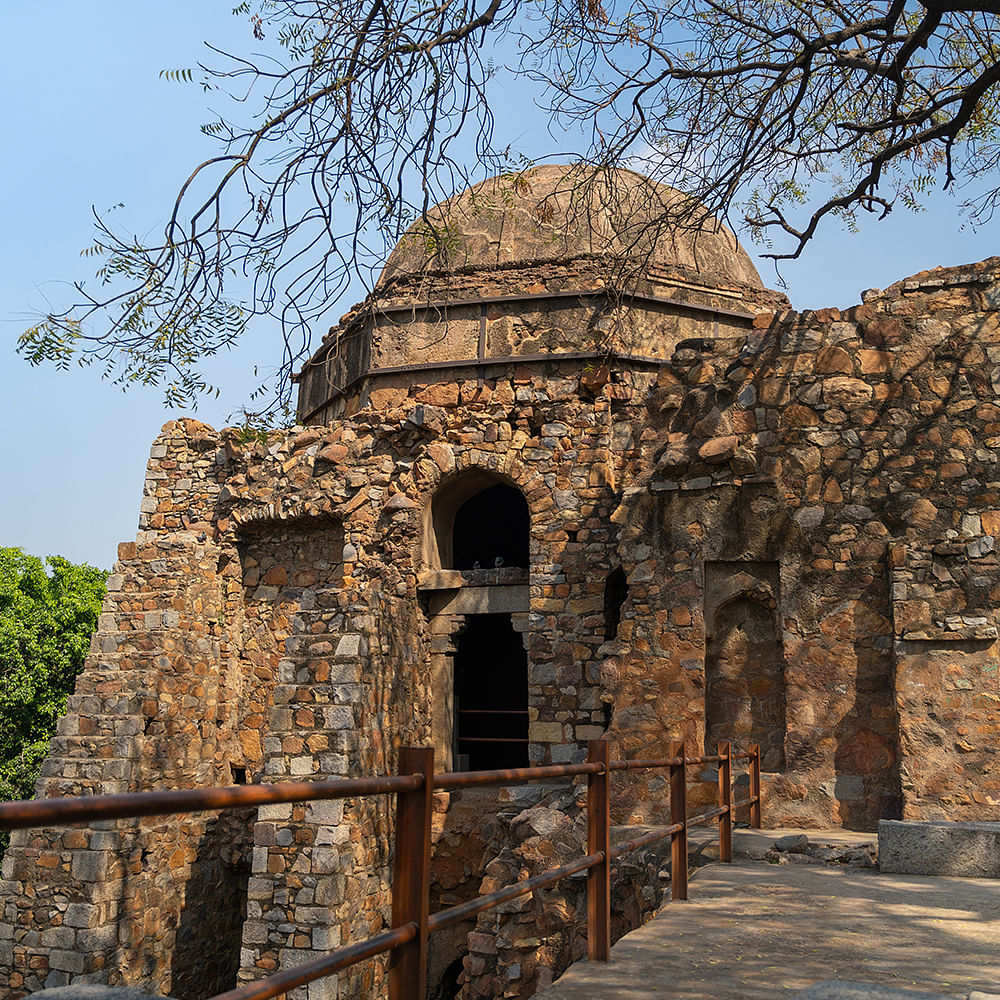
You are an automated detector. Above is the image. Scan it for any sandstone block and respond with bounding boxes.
[529,722,564,742]
[858,349,892,374]
[815,346,853,374]
[698,436,738,463]
[823,377,871,409]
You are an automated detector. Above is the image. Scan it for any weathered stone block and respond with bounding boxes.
[47,949,86,974]
[878,820,1000,877]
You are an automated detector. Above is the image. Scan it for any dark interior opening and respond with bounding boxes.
[452,484,529,570]
[454,614,528,770]
[603,567,628,641]
[431,958,466,1000]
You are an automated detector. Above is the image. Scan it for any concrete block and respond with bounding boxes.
[879,820,1000,877]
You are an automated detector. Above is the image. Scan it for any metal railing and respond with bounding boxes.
[0,740,761,1000]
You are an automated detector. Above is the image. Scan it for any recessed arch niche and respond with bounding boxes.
[705,591,786,771]
[423,470,530,571]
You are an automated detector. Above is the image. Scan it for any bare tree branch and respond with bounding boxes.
[18,0,1000,415]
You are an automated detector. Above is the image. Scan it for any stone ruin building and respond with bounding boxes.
[3,164,1000,1000]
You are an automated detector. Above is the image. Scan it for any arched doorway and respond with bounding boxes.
[423,471,532,770]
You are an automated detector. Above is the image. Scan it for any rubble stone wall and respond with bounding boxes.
[603,257,1000,828]
[4,253,1000,999]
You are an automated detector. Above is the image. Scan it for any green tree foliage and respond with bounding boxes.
[0,548,107,844]
[17,1,1000,415]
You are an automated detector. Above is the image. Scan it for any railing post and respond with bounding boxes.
[669,740,688,901]
[587,739,611,962]
[389,746,434,1000]
[718,741,732,863]
[749,742,761,829]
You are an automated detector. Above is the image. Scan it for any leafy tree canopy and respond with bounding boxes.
[0,548,107,830]
[18,0,1000,416]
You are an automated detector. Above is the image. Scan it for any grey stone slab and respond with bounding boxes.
[775,833,810,852]
[879,820,1000,878]
[28,988,176,1000]
[793,982,951,1000]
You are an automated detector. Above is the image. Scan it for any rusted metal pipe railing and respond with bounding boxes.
[0,739,762,1000]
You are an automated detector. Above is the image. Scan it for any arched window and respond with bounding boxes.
[425,471,529,571]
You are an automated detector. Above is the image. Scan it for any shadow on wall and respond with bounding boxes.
[704,560,784,770]
[829,597,903,830]
[705,591,785,771]
[171,811,254,999]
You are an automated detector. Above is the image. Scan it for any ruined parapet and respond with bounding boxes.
[8,158,1000,1000]
[455,790,673,1000]
[1,420,249,997]
[600,257,1000,828]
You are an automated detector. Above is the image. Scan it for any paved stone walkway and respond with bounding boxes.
[542,832,1000,1000]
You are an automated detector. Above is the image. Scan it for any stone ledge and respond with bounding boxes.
[27,988,176,1000]
[879,819,1000,878]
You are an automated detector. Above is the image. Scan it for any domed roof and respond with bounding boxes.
[377,164,763,290]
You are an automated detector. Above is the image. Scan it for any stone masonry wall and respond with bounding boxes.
[5,256,1000,999]
[601,257,1000,828]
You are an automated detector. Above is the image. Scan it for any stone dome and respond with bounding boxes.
[377,163,764,291]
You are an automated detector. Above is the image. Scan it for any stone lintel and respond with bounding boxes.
[427,585,530,616]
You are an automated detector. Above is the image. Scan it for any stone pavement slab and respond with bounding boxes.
[794,982,951,999]
[540,860,1000,1000]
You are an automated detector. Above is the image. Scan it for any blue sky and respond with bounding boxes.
[2,3,997,569]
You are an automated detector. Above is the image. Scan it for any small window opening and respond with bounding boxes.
[603,567,628,641]
[452,484,529,570]
[566,529,579,543]
[231,766,248,785]
[454,614,528,770]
